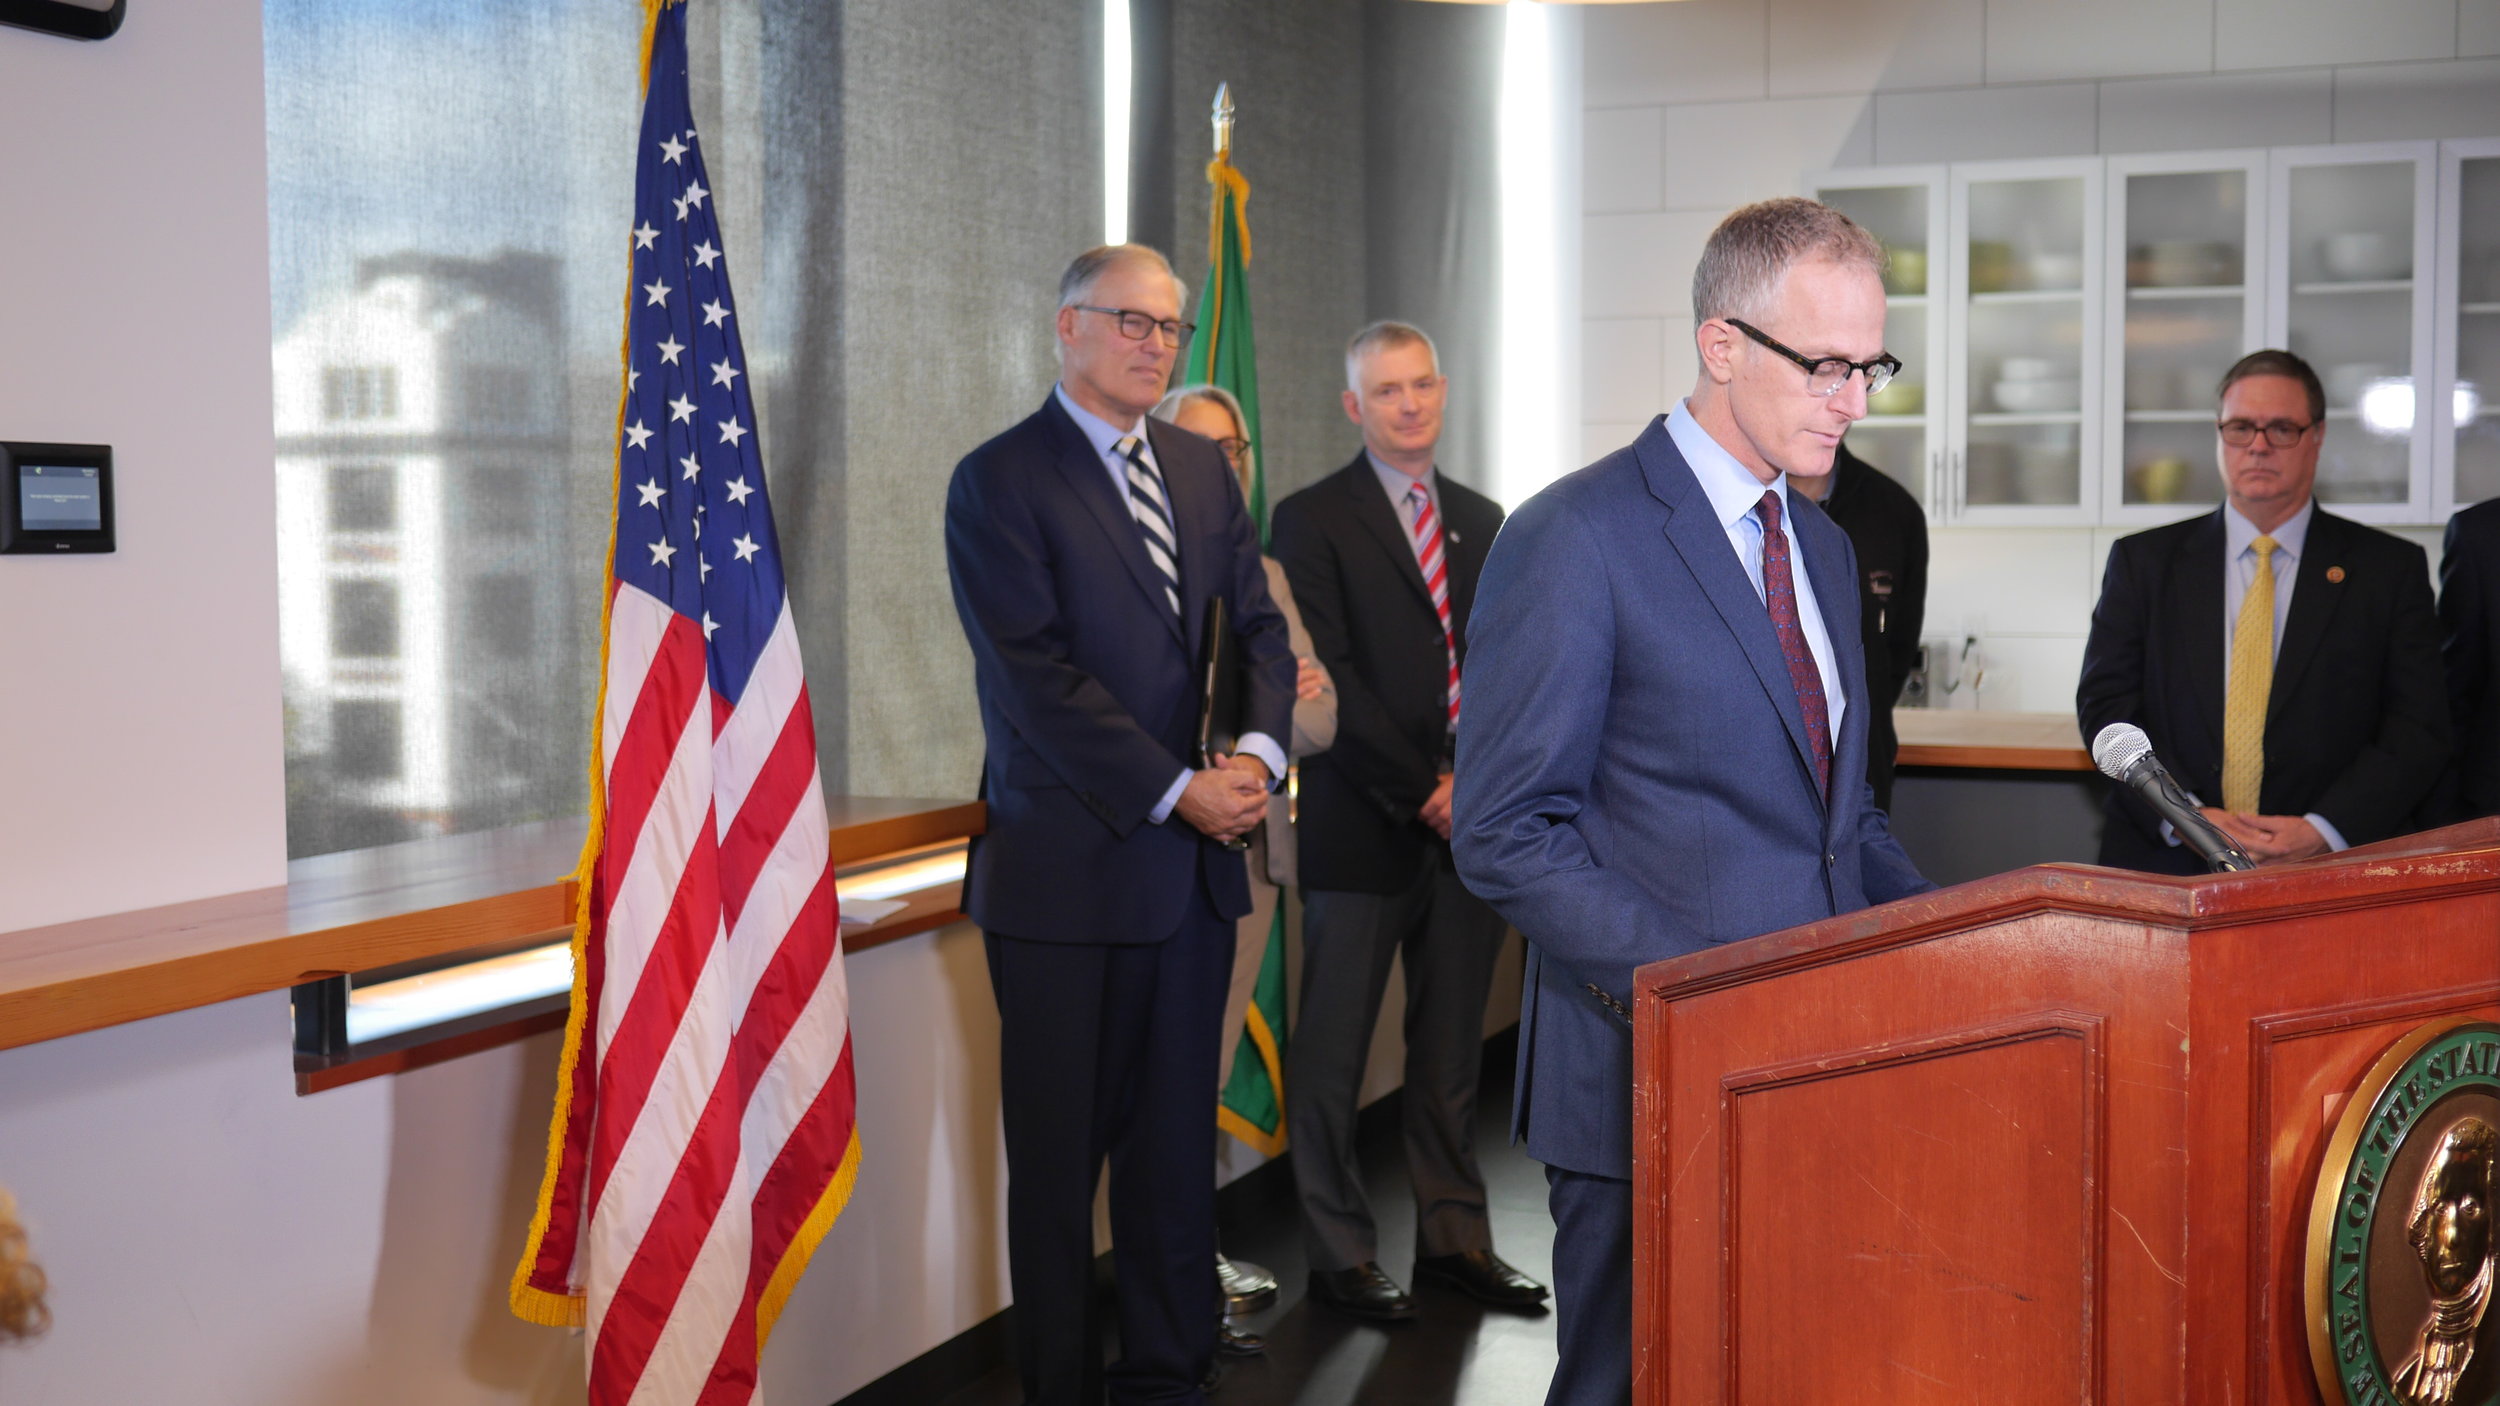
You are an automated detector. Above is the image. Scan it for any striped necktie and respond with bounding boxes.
[1406,483,1460,731]
[1116,434,1181,618]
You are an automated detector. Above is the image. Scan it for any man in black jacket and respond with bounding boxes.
[2439,497,2500,819]
[1269,321,1545,1321]
[1795,437,1927,810]
[2077,349,2449,873]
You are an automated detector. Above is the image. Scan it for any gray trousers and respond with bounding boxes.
[1286,846,1508,1272]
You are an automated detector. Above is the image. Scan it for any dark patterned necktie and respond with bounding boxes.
[1756,489,1830,799]
[1116,435,1181,618]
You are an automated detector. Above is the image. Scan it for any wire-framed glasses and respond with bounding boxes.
[1726,318,1901,397]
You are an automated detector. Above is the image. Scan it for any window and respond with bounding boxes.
[327,464,396,532]
[329,578,401,658]
[268,0,642,857]
[321,366,399,421]
[330,699,404,781]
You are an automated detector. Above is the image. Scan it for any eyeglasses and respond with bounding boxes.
[1211,437,1250,466]
[1726,319,1901,397]
[2217,418,2317,448]
[1076,305,1196,348]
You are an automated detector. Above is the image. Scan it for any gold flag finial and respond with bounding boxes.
[1212,82,1234,160]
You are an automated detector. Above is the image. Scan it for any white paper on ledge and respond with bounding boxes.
[838,896,909,927]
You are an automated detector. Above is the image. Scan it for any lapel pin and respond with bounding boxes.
[1448,530,1461,544]
[2326,565,2346,583]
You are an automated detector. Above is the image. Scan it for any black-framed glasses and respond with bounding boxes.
[1726,318,1901,398]
[1211,437,1250,466]
[1076,305,1196,348]
[2217,418,2317,448]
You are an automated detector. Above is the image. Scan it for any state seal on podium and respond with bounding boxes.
[2306,1018,2500,1406]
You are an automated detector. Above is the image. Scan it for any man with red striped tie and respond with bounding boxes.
[1269,321,1546,1322]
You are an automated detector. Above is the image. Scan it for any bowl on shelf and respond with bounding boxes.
[2014,443,2074,502]
[1883,247,1928,296]
[2028,252,2085,290]
[2129,456,2197,504]
[2136,240,2239,288]
[1865,378,1923,416]
[2318,231,2409,283]
[1969,240,2017,293]
[1993,378,2081,414]
[1998,356,2069,383]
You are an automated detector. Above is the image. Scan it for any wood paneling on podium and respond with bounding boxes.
[1632,819,2500,1405]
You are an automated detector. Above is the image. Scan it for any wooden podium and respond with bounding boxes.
[1631,818,2500,1405]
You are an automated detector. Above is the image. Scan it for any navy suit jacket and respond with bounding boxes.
[945,393,1296,943]
[1451,417,1933,1180]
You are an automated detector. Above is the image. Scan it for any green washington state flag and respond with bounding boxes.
[1193,147,1288,1159]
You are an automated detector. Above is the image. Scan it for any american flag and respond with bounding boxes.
[510,4,859,1401]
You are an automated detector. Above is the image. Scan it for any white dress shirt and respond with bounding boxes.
[1054,383,1285,820]
[1665,400,1846,747]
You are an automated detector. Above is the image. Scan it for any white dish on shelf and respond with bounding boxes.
[2319,231,2409,283]
[1993,379,2081,414]
[2028,252,2084,289]
[1998,356,2070,383]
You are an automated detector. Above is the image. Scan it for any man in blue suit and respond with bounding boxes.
[1452,199,1934,1404]
[945,244,1296,1405]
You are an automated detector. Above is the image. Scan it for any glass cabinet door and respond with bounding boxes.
[2440,140,2500,510]
[2268,143,2437,519]
[1814,168,1945,516]
[1949,160,2102,522]
[2104,154,2266,522]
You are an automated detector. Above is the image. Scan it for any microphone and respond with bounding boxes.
[2090,723,2257,873]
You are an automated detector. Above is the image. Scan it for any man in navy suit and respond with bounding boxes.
[945,244,1296,1405]
[1452,199,1935,1404]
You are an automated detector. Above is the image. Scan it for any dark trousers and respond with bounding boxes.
[1544,1164,1632,1406]
[1286,846,1508,1272]
[986,884,1232,1406]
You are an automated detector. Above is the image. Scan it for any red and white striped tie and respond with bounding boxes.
[1407,483,1460,731]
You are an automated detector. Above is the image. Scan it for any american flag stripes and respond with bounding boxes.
[511,4,859,1401]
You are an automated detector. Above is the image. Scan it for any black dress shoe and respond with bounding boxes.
[1217,1320,1266,1355]
[1414,1250,1551,1309]
[1307,1263,1417,1322]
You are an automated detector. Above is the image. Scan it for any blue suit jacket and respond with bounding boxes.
[945,393,1295,944]
[1451,416,1934,1179]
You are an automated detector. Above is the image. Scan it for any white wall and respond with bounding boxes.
[0,2,288,931]
[1577,0,2500,711]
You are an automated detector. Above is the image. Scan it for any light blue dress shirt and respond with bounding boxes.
[1367,451,1443,531]
[1053,383,1284,820]
[1665,400,1846,746]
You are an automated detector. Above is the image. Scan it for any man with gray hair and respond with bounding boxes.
[1452,199,1934,1400]
[1270,319,1541,1322]
[946,242,1296,1402]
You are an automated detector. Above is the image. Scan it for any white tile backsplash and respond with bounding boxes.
[1766,0,1987,97]
[1926,526,2098,635]
[1985,0,2214,83]
[1582,319,1666,424]
[1583,209,1722,319]
[2217,0,2460,70]
[1580,421,1650,470]
[1582,0,1768,109]
[2332,59,2500,143]
[1873,83,2099,164]
[1583,108,1662,214]
[1662,318,1700,405]
[2095,69,2334,154]
[1658,95,1876,210]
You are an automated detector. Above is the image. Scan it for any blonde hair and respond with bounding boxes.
[0,1188,48,1343]
[1153,384,1255,495]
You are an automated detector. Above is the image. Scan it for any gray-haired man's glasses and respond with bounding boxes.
[1727,318,1901,398]
[1077,305,1196,348]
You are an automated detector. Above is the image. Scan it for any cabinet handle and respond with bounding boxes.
[1928,449,1942,521]
[1951,449,1965,518]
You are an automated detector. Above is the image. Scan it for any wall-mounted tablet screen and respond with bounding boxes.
[0,443,114,553]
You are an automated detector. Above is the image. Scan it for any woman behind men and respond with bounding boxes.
[1154,385,1336,1316]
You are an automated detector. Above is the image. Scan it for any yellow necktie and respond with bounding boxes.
[2221,535,2278,814]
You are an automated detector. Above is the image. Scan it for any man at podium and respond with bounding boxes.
[1453,198,1933,1404]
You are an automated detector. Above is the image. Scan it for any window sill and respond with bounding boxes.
[0,797,984,1066]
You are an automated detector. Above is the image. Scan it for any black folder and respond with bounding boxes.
[1195,594,1240,767]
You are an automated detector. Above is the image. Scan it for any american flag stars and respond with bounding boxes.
[609,113,781,701]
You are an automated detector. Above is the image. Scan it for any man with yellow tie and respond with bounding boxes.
[2079,349,2450,872]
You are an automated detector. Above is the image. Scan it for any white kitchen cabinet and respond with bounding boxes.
[2436,137,2500,518]
[1811,167,1947,516]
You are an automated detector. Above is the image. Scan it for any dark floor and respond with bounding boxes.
[936,1031,1558,1406]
